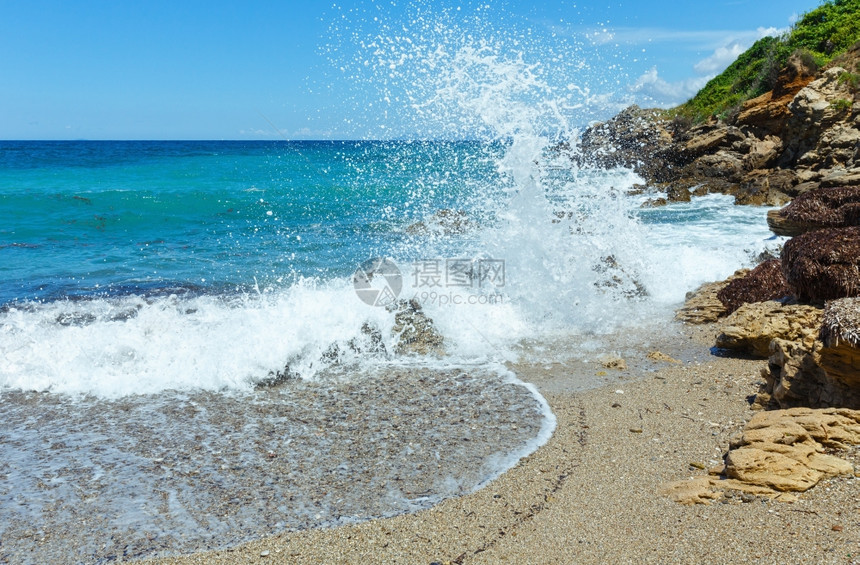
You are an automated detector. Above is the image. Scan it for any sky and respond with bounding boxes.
[0,0,823,140]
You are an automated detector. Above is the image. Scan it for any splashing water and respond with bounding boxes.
[0,8,782,396]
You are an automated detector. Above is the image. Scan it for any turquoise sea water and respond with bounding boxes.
[0,140,503,303]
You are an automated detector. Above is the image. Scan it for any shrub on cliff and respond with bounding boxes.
[782,226,860,301]
[717,259,792,315]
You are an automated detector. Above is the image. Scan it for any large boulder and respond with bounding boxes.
[767,186,860,236]
[782,226,860,301]
[759,298,860,409]
[819,297,860,391]
[716,259,792,315]
[715,301,823,358]
[724,408,858,491]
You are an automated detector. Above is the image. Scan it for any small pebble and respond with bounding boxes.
[261,549,271,557]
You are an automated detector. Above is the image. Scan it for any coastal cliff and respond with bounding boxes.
[575,43,860,207]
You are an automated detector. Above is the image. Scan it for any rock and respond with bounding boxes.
[818,297,860,395]
[675,269,749,324]
[735,51,818,134]
[600,356,627,370]
[683,126,745,157]
[683,151,745,183]
[716,259,792,316]
[767,186,860,236]
[762,338,832,409]
[662,408,860,504]
[715,301,823,358]
[743,136,783,170]
[780,66,859,168]
[782,226,860,301]
[761,300,860,408]
[640,197,668,208]
[575,105,681,183]
[647,351,681,364]
[389,299,445,355]
[405,209,473,236]
[592,255,648,298]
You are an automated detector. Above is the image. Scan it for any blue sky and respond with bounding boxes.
[0,0,821,139]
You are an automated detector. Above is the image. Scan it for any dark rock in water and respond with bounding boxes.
[257,365,301,389]
[592,255,648,298]
[260,324,390,388]
[640,197,667,208]
[389,299,444,355]
[767,186,860,236]
[717,259,792,315]
[405,209,472,236]
[321,322,389,363]
[782,226,860,301]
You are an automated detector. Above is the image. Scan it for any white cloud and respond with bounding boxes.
[693,41,747,74]
[628,67,710,107]
[626,25,787,108]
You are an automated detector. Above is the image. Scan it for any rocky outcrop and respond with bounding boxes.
[735,52,818,135]
[767,186,860,236]
[662,408,860,504]
[716,259,791,315]
[781,226,860,301]
[575,45,860,205]
[575,105,682,183]
[675,269,749,323]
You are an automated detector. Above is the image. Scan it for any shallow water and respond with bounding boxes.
[0,366,552,563]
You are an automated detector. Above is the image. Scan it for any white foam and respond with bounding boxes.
[0,281,395,397]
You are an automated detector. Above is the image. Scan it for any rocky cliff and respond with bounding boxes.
[576,43,860,206]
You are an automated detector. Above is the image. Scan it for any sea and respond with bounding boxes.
[0,17,786,562]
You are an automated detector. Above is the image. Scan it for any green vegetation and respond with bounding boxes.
[838,71,860,90]
[831,98,854,111]
[675,0,860,122]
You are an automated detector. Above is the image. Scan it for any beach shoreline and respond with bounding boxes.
[145,321,860,565]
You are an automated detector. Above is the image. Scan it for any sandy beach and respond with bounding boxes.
[141,322,860,565]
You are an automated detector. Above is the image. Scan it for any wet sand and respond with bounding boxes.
[147,323,860,565]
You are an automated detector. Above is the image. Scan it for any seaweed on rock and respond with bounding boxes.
[717,259,792,315]
[820,297,860,348]
[782,226,860,301]
[768,186,860,236]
